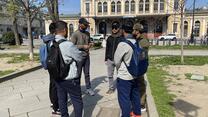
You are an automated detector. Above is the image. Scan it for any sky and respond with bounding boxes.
[58,0,208,15]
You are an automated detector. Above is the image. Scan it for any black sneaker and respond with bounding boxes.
[52,109,61,115]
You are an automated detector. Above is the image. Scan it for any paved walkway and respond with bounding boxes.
[0,48,147,117]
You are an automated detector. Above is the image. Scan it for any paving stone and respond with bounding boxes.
[0,108,9,117]
[191,74,205,81]
[96,107,120,117]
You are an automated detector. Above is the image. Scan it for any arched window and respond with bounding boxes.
[154,0,158,12]
[160,0,164,12]
[184,21,188,37]
[155,21,163,33]
[111,1,115,13]
[117,1,121,13]
[139,0,144,12]
[125,1,129,13]
[131,0,135,13]
[69,24,74,37]
[145,0,150,12]
[103,2,108,13]
[98,2,102,13]
[195,21,200,37]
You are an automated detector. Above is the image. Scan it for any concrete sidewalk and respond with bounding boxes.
[0,48,149,117]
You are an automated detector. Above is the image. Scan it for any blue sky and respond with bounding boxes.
[59,0,208,14]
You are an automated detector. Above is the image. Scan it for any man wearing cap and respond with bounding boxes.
[114,23,141,117]
[104,21,123,94]
[132,23,150,112]
[71,18,95,96]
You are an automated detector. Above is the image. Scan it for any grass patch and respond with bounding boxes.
[0,53,39,63]
[147,66,175,117]
[185,73,192,80]
[150,45,208,50]
[0,70,14,77]
[150,56,208,65]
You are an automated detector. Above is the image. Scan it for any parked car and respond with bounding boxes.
[158,34,177,40]
[90,34,104,43]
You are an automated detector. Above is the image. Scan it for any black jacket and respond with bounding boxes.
[105,35,123,61]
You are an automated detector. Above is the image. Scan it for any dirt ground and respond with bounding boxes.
[0,57,39,72]
[164,65,208,117]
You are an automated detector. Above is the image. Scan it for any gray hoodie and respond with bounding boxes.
[114,35,135,80]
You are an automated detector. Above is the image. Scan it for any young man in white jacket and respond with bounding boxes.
[53,21,83,117]
[114,23,141,117]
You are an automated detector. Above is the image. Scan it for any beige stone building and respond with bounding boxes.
[45,0,208,40]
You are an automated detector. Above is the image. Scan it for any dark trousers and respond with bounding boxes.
[77,55,91,89]
[49,77,59,111]
[137,75,146,107]
[55,79,83,117]
[117,78,141,117]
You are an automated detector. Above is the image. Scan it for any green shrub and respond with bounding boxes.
[2,32,23,45]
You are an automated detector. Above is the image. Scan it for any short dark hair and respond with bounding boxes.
[122,23,133,34]
[55,20,68,32]
[49,22,56,34]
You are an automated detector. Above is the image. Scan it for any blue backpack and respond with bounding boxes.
[123,40,149,77]
[39,42,50,70]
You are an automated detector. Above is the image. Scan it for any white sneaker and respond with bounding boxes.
[86,88,95,96]
[141,107,146,112]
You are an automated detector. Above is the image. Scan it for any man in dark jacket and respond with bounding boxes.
[42,22,60,115]
[104,21,123,94]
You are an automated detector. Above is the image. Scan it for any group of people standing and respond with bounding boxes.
[42,17,149,117]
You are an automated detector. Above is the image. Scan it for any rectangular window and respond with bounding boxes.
[173,23,178,33]
[154,3,158,12]
[139,4,143,12]
[117,5,121,13]
[184,25,188,37]
[174,0,179,10]
[85,3,90,15]
[145,4,149,12]
[160,3,164,12]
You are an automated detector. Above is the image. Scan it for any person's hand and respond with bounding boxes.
[83,45,90,49]
[89,43,94,47]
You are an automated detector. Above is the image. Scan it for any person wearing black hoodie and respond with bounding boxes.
[42,22,60,115]
[104,21,123,94]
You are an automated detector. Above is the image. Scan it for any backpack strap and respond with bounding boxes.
[57,39,67,44]
[124,39,136,50]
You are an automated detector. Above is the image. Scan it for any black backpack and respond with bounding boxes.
[47,39,69,81]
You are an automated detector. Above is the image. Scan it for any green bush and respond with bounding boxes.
[2,32,23,45]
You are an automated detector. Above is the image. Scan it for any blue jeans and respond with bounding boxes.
[117,78,141,117]
[55,79,83,117]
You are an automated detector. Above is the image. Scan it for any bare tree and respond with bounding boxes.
[46,0,59,22]
[16,0,45,60]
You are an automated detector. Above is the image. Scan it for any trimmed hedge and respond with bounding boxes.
[2,32,23,45]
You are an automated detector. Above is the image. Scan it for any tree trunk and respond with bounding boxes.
[26,12,34,61]
[12,17,20,45]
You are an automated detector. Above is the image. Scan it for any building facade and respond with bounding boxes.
[81,0,208,39]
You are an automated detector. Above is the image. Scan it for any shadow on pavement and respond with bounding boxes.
[69,76,107,117]
[171,99,200,117]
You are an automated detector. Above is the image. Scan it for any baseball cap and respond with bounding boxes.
[112,22,120,29]
[79,18,90,26]
[133,23,144,32]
